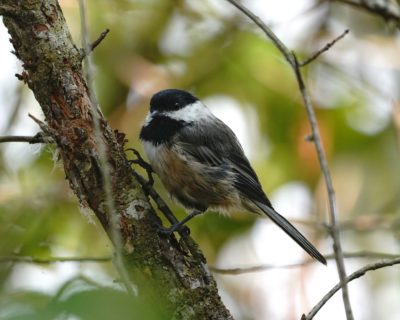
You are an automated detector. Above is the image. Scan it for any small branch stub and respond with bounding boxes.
[80,28,110,59]
[300,29,350,67]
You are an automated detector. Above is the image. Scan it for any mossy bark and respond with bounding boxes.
[0,1,233,319]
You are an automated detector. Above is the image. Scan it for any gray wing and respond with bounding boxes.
[174,117,271,207]
[174,118,326,264]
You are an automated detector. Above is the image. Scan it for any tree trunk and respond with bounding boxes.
[0,1,233,319]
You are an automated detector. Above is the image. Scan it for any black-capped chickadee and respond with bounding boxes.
[140,89,326,265]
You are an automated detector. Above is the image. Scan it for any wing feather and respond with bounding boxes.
[172,118,326,264]
[175,118,270,206]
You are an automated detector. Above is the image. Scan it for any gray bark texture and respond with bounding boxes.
[0,1,233,319]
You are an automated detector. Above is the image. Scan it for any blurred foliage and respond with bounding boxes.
[1,0,400,319]
[0,276,163,320]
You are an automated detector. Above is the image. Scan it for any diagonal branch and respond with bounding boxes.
[79,28,110,59]
[225,0,353,319]
[302,257,400,319]
[300,29,349,67]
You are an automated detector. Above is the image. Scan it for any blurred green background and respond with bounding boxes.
[0,0,399,319]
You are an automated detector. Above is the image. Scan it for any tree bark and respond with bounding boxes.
[0,1,233,319]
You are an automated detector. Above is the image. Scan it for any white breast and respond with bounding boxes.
[143,140,163,164]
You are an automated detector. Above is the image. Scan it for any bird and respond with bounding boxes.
[139,88,326,265]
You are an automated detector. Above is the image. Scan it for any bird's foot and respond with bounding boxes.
[157,223,190,236]
[126,148,154,186]
[157,210,204,236]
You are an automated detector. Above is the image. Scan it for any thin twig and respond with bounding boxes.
[211,251,400,274]
[225,1,353,318]
[0,133,49,144]
[302,257,400,319]
[331,0,400,24]
[293,55,353,319]
[28,114,59,143]
[78,0,135,296]
[0,256,111,264]
[300,29,349,66]
[90,28,110,52]
[28,114,47,130]
[225,0,294,65]
[2,251,397,274]
[4,84,24,133]
[80,28,110,59]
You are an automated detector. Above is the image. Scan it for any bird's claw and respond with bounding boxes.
[127,148,154,186]
[157,223,190,236]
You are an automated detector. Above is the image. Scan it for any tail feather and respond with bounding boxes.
[254,201,326,265]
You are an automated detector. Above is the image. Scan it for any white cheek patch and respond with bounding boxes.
[165,101,214,123]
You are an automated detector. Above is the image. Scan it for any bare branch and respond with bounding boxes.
[0,133,50,144]
[302,257,400,320]
[331,0,400,24]
[225,0,353,318]
[300,29,349,67]
[211,251,400,274]
[295,52,354,319]
[3,251,397,274]
[225,0,295,66]
[0,256,111,264]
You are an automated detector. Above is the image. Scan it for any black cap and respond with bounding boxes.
[150,89,198,113]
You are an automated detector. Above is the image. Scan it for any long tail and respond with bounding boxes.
[254,201,326,265]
